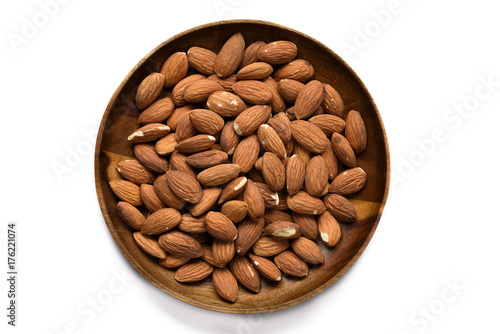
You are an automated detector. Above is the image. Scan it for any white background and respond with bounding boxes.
[1,0,499,333]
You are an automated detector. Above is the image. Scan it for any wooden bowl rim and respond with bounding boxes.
[94,19,391,314]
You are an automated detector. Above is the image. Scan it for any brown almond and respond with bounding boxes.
[141,208,181,235]
[286,154,306,195]
[218,176,247,204]
[178,214,206,233]
[248,253,282,281]
[309,114,345,137]
[305,155,329,197]
[127,123,170,144]
[186,150,228,169]
[175,111,197,142]
[292,141,311,165]
[158,253,190,269]
[287,191,326,215]
[264,221,302,239]
[274,59,314,82]
[254,182,280,208]
[201,244,223,268]
[318,211,341,247]
[263,76,286,113]
[212,239,235,267]
[278,79,304,103]
[189,109,225,135]
[109,180,142,206]
[240,41,265,68]
[116,160,154,185]
[184,79,223,103]
[329,167,367,195]
[213,267,239,303]
[161,52,188,87]
[135,72,164,109]
[232,134,260,173]
[174,134,216,154]
[153,174,186,210]
[289,120,329,154]
[324,194,357,223]
[274,250,308,277]
[233,105,271,136]
[294,80,325,120]
[321,142,339,180]
[207,91,247,117]
[138,97,175,124]
[235,217,265,255]
[189,187,221,217]
[262,152,286,192]
[252,235,289,257]
[292,213,318,240]
[214,32,245,78]
[117,201,145,230]
[267,117,291,144]
[219,120,240,155]
[167,104,196,131]
[232,80,273,105]
[258,40,298,65]
[140,184,166,213]
[331,133,356,168]
[133,232,166,259]
[204,211,238,241]
[187,46,217,75]
[207,74,237,91]
[236,62,273,80]
[165,170,203,203]
[244,179,265,221]
[155,133,177,156]
[197,164,240,186]
[172,74,205,106]
[291,237,324,264]
[258,124,287,159]
[169,151,197,179]
[158,230,203,258]
[322,83,344,117]
[229,256,260,293]
[220,200,248,223]
[175,259,213,282]
[264,210,292,225]
[345,110,367,153]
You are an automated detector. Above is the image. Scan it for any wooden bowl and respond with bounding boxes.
[95,20,390,313]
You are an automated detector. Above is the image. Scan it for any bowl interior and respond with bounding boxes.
[95,20,389,313]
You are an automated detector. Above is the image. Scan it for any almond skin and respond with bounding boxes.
[263,76,286,113]
[189,109,225,135]
[218,176,247,204]
[214,32,245,78]
[212,239,235,267]
[197,164,241,186]
[167,104,196,131]
[158,231,204,258]
[109,180,142,206]
[213,268,238,303]
[158,253,190,269]
[264,210,293,226]
[258,124,287,159]
[165,170,203,203]
[161,52,189,87]
[244,179,265,221]
[264,221,302,239]
[232,80,273,105]
[286,154,306,195]
[174,134,216,154]
[229,255,260,293]
[321,141,339,180]
[220,120,240,155]
[141,208,181,235]
[331,133,356,168]
[155,133,177,156]
[294,80,325,120]
[116,160,154,185]
[258,40,298,65]
[254,182,280,209]
[187,46,217,76]
[248,253,282,281]
[322,83,344,117]
[278,79,304,103]
[262,152,286,192]
[274,59,314,82]
[232,134,260,173]
[138,97,175,124]
[117,202,145,230]
[185,150,228,169]
[127,123,170,144]
[169,151,197,178]
[135,72,165,109]
[324,194,357,223]
[140,184,166,213]
[178,214,206,233]
[184,80,223,103]
[207,74,237,91]
[274,250,308,277]
[291,237,324,264]
[240,41,265,68]
[292,213,318,240]
[233,105,272,136]
[153,174,186,210]
[305,155,329,197]
[267,117,291,144]
[175,111,197,142]
[201,244,224,268]
[329,167,367,195]
[252,235,289,257]
[289,120,329,154]
[287,191,326,215]
[345,110,367,153]
[220,200,248,223]
[318,211,342,247]
[309,114,345,137]
[204,211,238,241]
[236,62,273,80]
[172,74,205,106]
[207,91,246,117]
[175,260,213,282]
[235,217,265,255]
[189,187,221,217]
[133,232,166,259]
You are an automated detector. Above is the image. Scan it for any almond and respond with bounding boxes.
[175,112,197,142]
[155,133,177,156]
[214,32,245,78]
[207,74,237,91]
[248,253,282,281]
[184,79,223,103]
[286,154,306,195]
[277,79,304,103]
[258,40,297,64]
[207,91,246,117]
[167,104,196,131]
[197,164,240,186]
[175,259,213,282]
[178,214,206,233]
[330,167,367,195]
[218,176,247,204]
[229,255,260,293]
[305,155,329,197]
[189,187,221,217]
[286,106,296,120]
[258,124,287,159]
[292,213,318,240]
[324,194,357,223]
[232,80,273,105]
[262,152,286,192]
[213,267,239,303]
[292,141,311,165]
[287,191,326,215]
[141,208,181,235]
[219,120,240,155]
[117,201,145,230]
[233,105,271,136]
[174,134,216,154]
[109,180,142,206]
[158,253,190,269]
[133,232,166,259]
[322,83,344,117]
[264,210,292,225]
[185,150,228,169]
[289,120,329,154]
[138,97,175,124]
[158,230,203,258]
[153,174,186,209]
[274,250,308,277]
[244,179,265,221]
[116,160,154,185]
[235,217,265,255]
[252,235,289,257]
[321,142,339,180]
[274,59,314,82]
[318,211,341,247]
[135,72,164,109]
[240,41,265,68]
[264,221,302,239]
[140,184,166,213]
[187,47,217,75]
[204,211,238,241]
[189,109,225,135]
[200,244,223,268]
[212,239,235,267]
[294,80,325,120]
[254,182,280,208]
[246,167,265,183]
[267,117,291,144]
[331,133,356,168]
[345,110,367,153]
[169,151,197,179]
[236,62,273,80]
[309,114,345,137]
[291,237,324,264]
[172,74,205,106]
[220,200,248,223]
[161,52,188,87]
[263,76,286,113]
[165,170,203,203]
[127,123,170,143]
[232,134,260,173]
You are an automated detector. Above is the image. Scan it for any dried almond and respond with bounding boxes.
[167,104,196,131]
[318,211,341,247]
[329,167,367,195]
[127,123,170,143]
[286,154,306,195]
[305,155,329,197]
[291,237,324,264]
[233,105,271,136]
[229,255,260,293]
[133,232,166,259]
[263,76,286,113]
[189,109,225,135]
[248,253,282,281]
[331,132,356,168]
[262,152,286,192]
[169,151,197,178]
[254,182,280,208]
[258,124,287,159]
[214,32,245,78]
[264,210,292,226]
[267,117,291,144]
[175,259,213,282]
[161,52,188,87]
[235,217,265,255]
[258,40,298,65]
[207,74,237,91]
[140,184,166,213]
[240,41,265,68]
[138,97,175,124]
[109,180,142,206]
[204,211,238,241]
[189,187,221,217]
[116,160,154,185]
[274,250,308,277]
[212,239,235,267]
[213,267,238,303]
[236,62,273,80]
[294,80,325,120]
[175,112,197,142]
[178,214,206,233]
[232,80,273,105]
[292,213,318,240]
[289,120,329,154]
[154,133,177,156]
[244,179,265,221]
[232,134,260,173]
[158,253,190,269]
[197,164,240,186]
[264,221,302,239]
[172,74,205,106]
[322,83,344,117]
[274,59,314,82]
[187,46,217,75]
[309,114,345,137]
[184,79,223,103]
[201,244,223,268]
[219,120,240,155]
[185,150,228,169]
[218,176,247,204]
[174,134,216,154]
[153,174,186,210]
[141,208,181,235]
[278,79,304,103]
[207,91,246,117]
[287,191,326,215]
[165,170,203,203]
[220,200,248,223]
[158,231,203,258]
[117,201,145,230]
[321,142,339,180]
[135,72,164,109]
[252,235,289,257]
[345,110,367,153]
[324,194,357,223]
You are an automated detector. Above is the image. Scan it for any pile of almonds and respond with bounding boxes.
[109,32,368,303]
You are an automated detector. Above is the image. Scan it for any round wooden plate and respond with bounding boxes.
[95,20,390,313]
